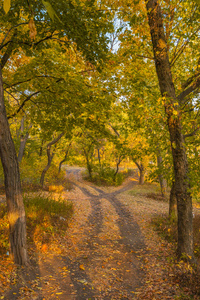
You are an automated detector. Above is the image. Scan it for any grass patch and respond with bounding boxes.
[24,194,73,250]
[0,194,73,255]
[128,182,165,198]
[151,214,200,299]
[151,214,177,243]
[152,213,200,259]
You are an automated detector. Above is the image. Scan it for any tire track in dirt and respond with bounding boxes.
[61,169,146,299]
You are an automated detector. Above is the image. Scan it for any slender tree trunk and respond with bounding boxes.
[146,0,194,261]
[40,133,64,188]
[40,155,54,188]
[169,180,177,218]
[97,148,101,165]
[58,141,72,173]
[114,156,122,181]
[83,142,94,180]
[157,154,167,197]
[0,68,28,265]
[84,152,93,179]
[135,162,145,185]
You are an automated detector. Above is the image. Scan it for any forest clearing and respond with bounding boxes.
[0,0,200,299]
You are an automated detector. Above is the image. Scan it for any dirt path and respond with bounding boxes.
[4,169,147,299]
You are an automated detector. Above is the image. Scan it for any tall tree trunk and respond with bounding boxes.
[146,0,194,261]
[84,151,93,179]
[40,133,64,188]
[135,162,145,185]
[169,180,177,219]
[0,68,28,265]
[83,142,94,180]
[157,154,167,197]
[114,156,123,181]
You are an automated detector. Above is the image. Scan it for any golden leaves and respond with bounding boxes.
[158,38,167,51]
[3,0,11,14]
[8,212,20,226]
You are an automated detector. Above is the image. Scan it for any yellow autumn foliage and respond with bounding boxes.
[49,185,64,193]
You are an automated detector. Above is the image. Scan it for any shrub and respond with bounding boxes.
[0,195,73,254]
[86,164,126,186]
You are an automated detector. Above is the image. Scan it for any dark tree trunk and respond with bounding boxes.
[84,151,93,179]
[40,133,64,188]
[157,154,167,197]
[135,162,145,185]
[146,0,194,261]
[0,68,28,265]
[83,142,94,180]
[169,180,177,218]
[58,141,72,173]
[113,156,123,181]
[97,148,101,165]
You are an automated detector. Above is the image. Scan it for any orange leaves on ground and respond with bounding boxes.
[79,264,85,271]
[41,244,48,253]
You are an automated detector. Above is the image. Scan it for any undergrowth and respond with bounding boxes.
[0,195,73,255]
[85,166,133,186]
[128,182,169,201]
[152,214,200,299]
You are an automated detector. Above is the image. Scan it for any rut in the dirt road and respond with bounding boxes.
[62,172,146,299]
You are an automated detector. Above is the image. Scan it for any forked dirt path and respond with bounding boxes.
[5,168,147,300]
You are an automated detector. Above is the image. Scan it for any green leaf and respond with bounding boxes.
[42,0,62,23]
[3,0,11,14]
[42,0,56,21]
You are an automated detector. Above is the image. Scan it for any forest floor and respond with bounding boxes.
[1,167,200,299]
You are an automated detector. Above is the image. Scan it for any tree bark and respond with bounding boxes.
[97,148,101,165]
[114,156,123,181]
[84,149,93,179]
[0,68,28,265]
[82,141,95,180]
[146,0,194,261]
[40,133,64,188]
[169,180,177,218]
[58,141,72,173]
[135,161,145,185]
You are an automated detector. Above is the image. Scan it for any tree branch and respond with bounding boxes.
[170,26,200,67]
[47,132,64,149]
[1,30,17,69]
[7,91,40,119]
[184,127,200,139]
[0,23,28,50]
[177,76,200,104]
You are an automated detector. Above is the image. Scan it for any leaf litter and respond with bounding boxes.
[0,171,200,299]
